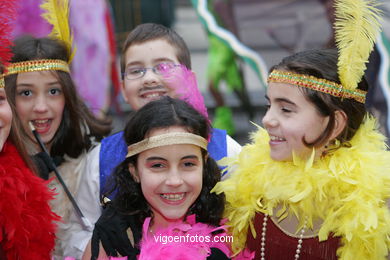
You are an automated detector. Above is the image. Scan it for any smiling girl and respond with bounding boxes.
[4,35,111,258]
[82,97,229,260]
[213,48,390,259]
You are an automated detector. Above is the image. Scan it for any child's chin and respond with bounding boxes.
[270,153,290,161]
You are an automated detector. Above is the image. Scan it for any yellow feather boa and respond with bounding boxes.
[212,116,390,259]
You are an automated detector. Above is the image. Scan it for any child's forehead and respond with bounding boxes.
[126,39,175,53]
[125,39,178,63]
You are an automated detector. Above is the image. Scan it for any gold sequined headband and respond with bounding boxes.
[0,75,4,88]
[268,70,366,103]
[126,132,208,158]
[4,59,70,77]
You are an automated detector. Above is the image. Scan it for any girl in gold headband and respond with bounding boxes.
[0,1,59,258]
[213,48,390,259]
[3,35,112,259]
[82,97,230,260]
[1,68,59,260]
[213,0,390,258]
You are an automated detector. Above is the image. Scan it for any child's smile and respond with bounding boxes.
[131,126,203,228]
[263,81,329,161]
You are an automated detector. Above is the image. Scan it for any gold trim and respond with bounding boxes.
[0,75,4,88]
[126,132,208,158]
[4,59,70,76]
[268,70,366,103]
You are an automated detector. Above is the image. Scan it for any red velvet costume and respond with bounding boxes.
[0,141,59,259]
[246,213,340,260]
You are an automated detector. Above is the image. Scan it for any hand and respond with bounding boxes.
[91,203,139,259]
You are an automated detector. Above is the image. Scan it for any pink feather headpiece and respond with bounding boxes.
[0,0,17,67]
[161,64,209,121]
[0,0,17,88]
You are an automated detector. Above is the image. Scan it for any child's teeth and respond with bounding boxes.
[34,119,49,124]
[161,193,184,200]
[146,93,161,98]
[270,135,285,141]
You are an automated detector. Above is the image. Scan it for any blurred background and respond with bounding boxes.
[13,0,390,145]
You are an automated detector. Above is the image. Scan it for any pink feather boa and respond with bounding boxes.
[64,215,255,260]
[138,214,230,260]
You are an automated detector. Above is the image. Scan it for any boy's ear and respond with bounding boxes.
[128,163,140,183]
[121,80,129,103]
[329,110,348,141]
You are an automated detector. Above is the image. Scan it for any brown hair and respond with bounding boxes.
[271,49,368,147]
[5,35,112,158]
[120,23,191,79]
[1,64,36,171]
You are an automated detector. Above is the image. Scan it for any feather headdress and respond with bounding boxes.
[0,0,18,87]
[334,0,382,91]
[40,0,75,62]
[161,65,209,123]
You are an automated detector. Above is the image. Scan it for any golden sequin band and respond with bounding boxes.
[0,75,4,88]
[4,59,70,76]
[126,132,208,158]
[268,70,366,103]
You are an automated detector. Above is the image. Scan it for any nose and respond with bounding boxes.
[165,168,184,187]
[262,109,278,129]
[32,95,49,113]
[141,68,159,86]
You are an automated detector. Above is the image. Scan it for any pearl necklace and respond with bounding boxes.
[260,214,307,260]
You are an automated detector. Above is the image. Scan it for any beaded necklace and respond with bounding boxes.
[260,214,307,260]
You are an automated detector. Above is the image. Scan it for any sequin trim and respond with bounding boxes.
[4,59,70,76]
[268,70,366,103]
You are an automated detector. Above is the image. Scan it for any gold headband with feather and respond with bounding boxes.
[334,0,382,92]
[41,0,75,63]
[1,0,74,82]
[268,0,382,104]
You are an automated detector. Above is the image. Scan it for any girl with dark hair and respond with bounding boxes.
[213,48,390,259]
[3,35,111,258]
[1,68,59,259]
[82,97,229,260]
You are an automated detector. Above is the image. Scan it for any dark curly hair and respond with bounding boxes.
[271,48,369,148]
[104,97,225,227]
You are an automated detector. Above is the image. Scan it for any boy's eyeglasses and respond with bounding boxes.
[123,62,181,80]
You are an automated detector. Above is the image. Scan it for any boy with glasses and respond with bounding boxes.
[65,23,241,258]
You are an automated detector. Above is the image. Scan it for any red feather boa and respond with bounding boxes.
[0,141,59,259]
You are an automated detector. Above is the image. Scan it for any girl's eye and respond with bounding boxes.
[19,90,32,97]
[150,163,165,168]
[183,160,199,168]
[49,88,61,95]
[184,162,195,167]
[281,107,292,113]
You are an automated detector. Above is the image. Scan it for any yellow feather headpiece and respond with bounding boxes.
[334,0,382,91]
[0,0,75,85]
[40,0,75,63]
